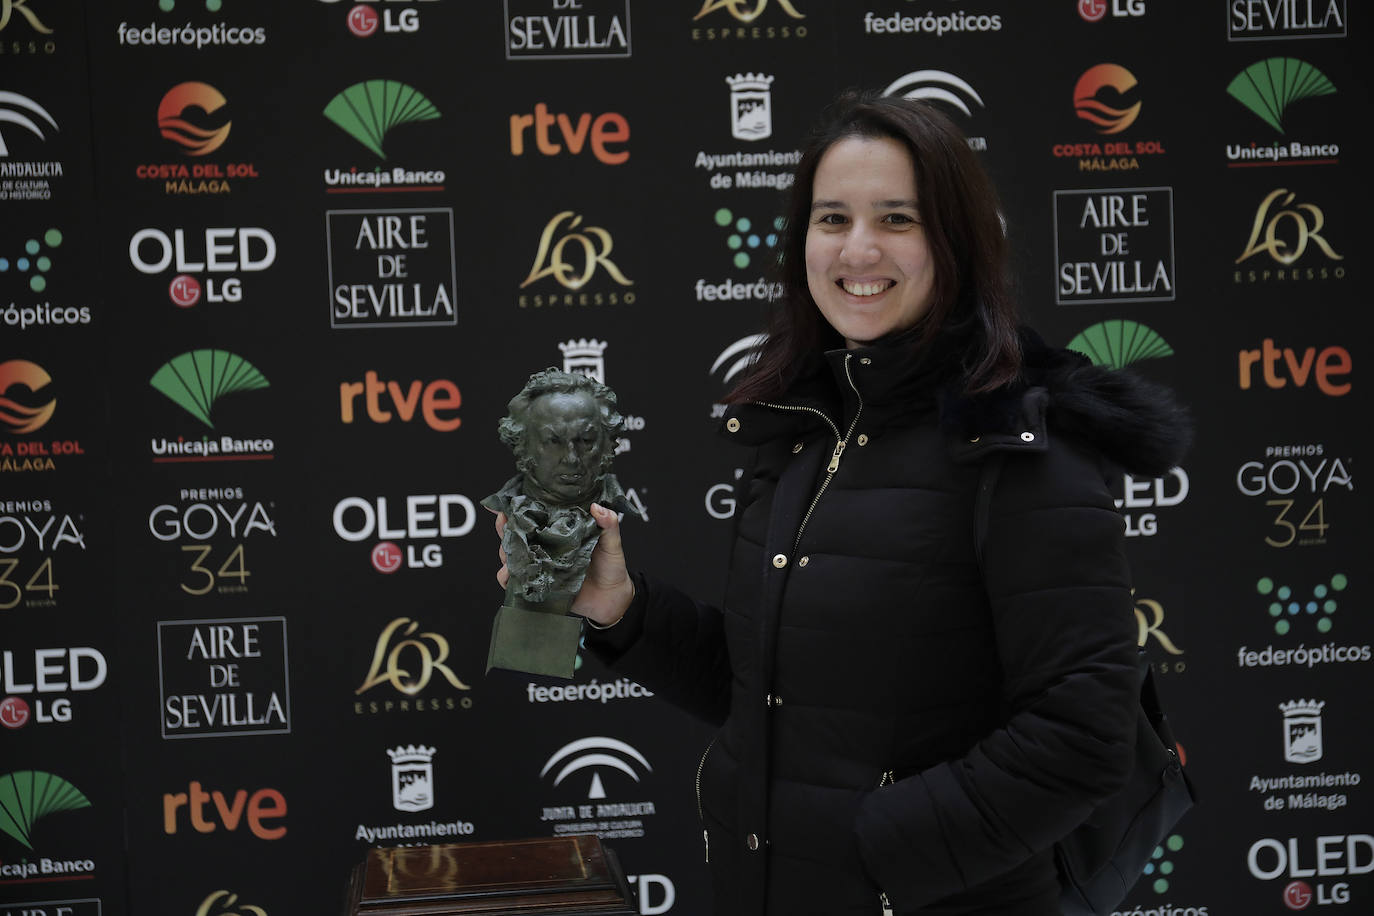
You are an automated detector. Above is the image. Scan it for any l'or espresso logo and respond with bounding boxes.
[323,80,445,193]
[0,90,63,201]
[326,209,455,328]
[505,0,630,59]
[1051,64,1166,173]
[1053,187,1175,304]
[1238,340,1351,397]
[1229,0,1346,41]
[0,498,85,611]
[1112,466,1188,537]
[148,350,277,461]
[1234,188,1345,284]
[538,737,657,840]
[1135,590,1186,675]
[517,211,635,308]
[1248,834,1372,910]
[1250,699,1363,817]
[332,493,475,573]
[157,617,290,738]
[691,0,806,40]
[354,617,473,714]
[149,487,276,595]
[1225,57,1339,167]
[0,771,96,884]
[0,359,85,474]
[197,890,267,916]
[1237,445,1353,548]
[162,781,286,840]
[129,226,276,309]
[135,82,261,196]
[694,73,801,192]
[0,0,56,55]
[1,645,106,731]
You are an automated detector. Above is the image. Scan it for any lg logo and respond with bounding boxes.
[1078,0,1144,20]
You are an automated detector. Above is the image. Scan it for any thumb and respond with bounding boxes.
[589,503,623,550]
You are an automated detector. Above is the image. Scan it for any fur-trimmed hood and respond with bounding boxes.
[939,327,1192,479]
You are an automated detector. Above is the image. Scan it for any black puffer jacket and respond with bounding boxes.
[587,330,1190,915]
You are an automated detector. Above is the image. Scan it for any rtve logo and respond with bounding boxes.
[1238,340,1351,396]
[162,780,287,840]
[339,372,461,430]
[509,104,629,165]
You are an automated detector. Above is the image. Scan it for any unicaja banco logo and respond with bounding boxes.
[1074,64,1141,134]
[159,82,230,156]
[1067,320,1173,369]
[0,91,57,155]
[541,736,651,799]
[1227,58,1335,133]
[0,358,56,434]
[150,350,269,428]
[388,744,436,812]
[0,770,91,849]
[324,80,439,158]
[1257,573,1346,635]
[1280,699,1324,764]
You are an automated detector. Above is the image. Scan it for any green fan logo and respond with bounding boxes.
[1227,58,1336,134]
[323,80,440,159]
[150,349,269,428]
[0,770,91,850]
[1066,320,1173,369]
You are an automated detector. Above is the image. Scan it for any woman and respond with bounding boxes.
[496,93,1189,914]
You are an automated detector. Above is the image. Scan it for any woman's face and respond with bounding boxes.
[805,135,936,349]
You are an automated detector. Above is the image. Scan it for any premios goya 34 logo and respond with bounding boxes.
[1225,57,1339,167]
[1234,188,1344,284]
[517,211,635,308]
[157,617,290,738]
[149,487,276,596]
[0,498,84,613]
[1237,446,1352,548]
[354,617,473,714]
[323,80,445,193]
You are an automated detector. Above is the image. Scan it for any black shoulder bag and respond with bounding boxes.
[974,454,1196,916]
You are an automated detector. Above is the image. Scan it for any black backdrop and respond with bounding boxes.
[1,2,1369,915]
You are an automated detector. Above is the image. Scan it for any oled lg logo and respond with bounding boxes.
[1248,835,1372,909]
[332,494,476,571]
[129,226,276,306]
[1112,467,1188,537]
[334,0,435,38]
[1078,0,1144,21]
[0,645,106,729]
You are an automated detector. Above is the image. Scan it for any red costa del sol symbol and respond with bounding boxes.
[1078,0,1108,21]
[348,5,379,37]
[169,274,201,308]
[0,697,31,729]
[372,541,402,573]
[1284,881,1314,910]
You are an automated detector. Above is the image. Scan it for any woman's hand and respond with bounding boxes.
[492,503,634,627]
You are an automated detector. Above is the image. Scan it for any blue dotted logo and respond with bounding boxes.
[713,208,782,270]
[1144,834,1184,894]
[1257,574,1347,635]
[0,228,62,294]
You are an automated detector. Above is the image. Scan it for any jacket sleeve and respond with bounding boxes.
[583,571,733,727]
[854,437,1140,908]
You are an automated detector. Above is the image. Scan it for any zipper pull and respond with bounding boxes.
[880,891,893,915]
[703,828,710,863]
[827,438,846,473]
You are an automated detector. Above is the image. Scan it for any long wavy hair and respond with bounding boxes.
[724,92,1022,403]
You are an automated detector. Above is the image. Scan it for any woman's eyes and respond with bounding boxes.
[813,212,918,227]
[883,213,918,225]
[815,212,847,226]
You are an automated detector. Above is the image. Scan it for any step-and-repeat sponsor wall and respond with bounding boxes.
[2,2,1368,914]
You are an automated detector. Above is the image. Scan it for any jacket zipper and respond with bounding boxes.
[695,736,717,862]
[756,353,865,554]
[878,770,894,914]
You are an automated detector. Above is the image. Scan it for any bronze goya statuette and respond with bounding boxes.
[480,369,638,679]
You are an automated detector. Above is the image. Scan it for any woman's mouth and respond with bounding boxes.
[839,279,895,297]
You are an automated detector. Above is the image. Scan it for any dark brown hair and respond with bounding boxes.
[724,91,1021,403]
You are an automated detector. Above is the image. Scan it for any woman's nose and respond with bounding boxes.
[839,225,881,265]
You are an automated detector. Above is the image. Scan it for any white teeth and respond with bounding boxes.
[841,280,891,297]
